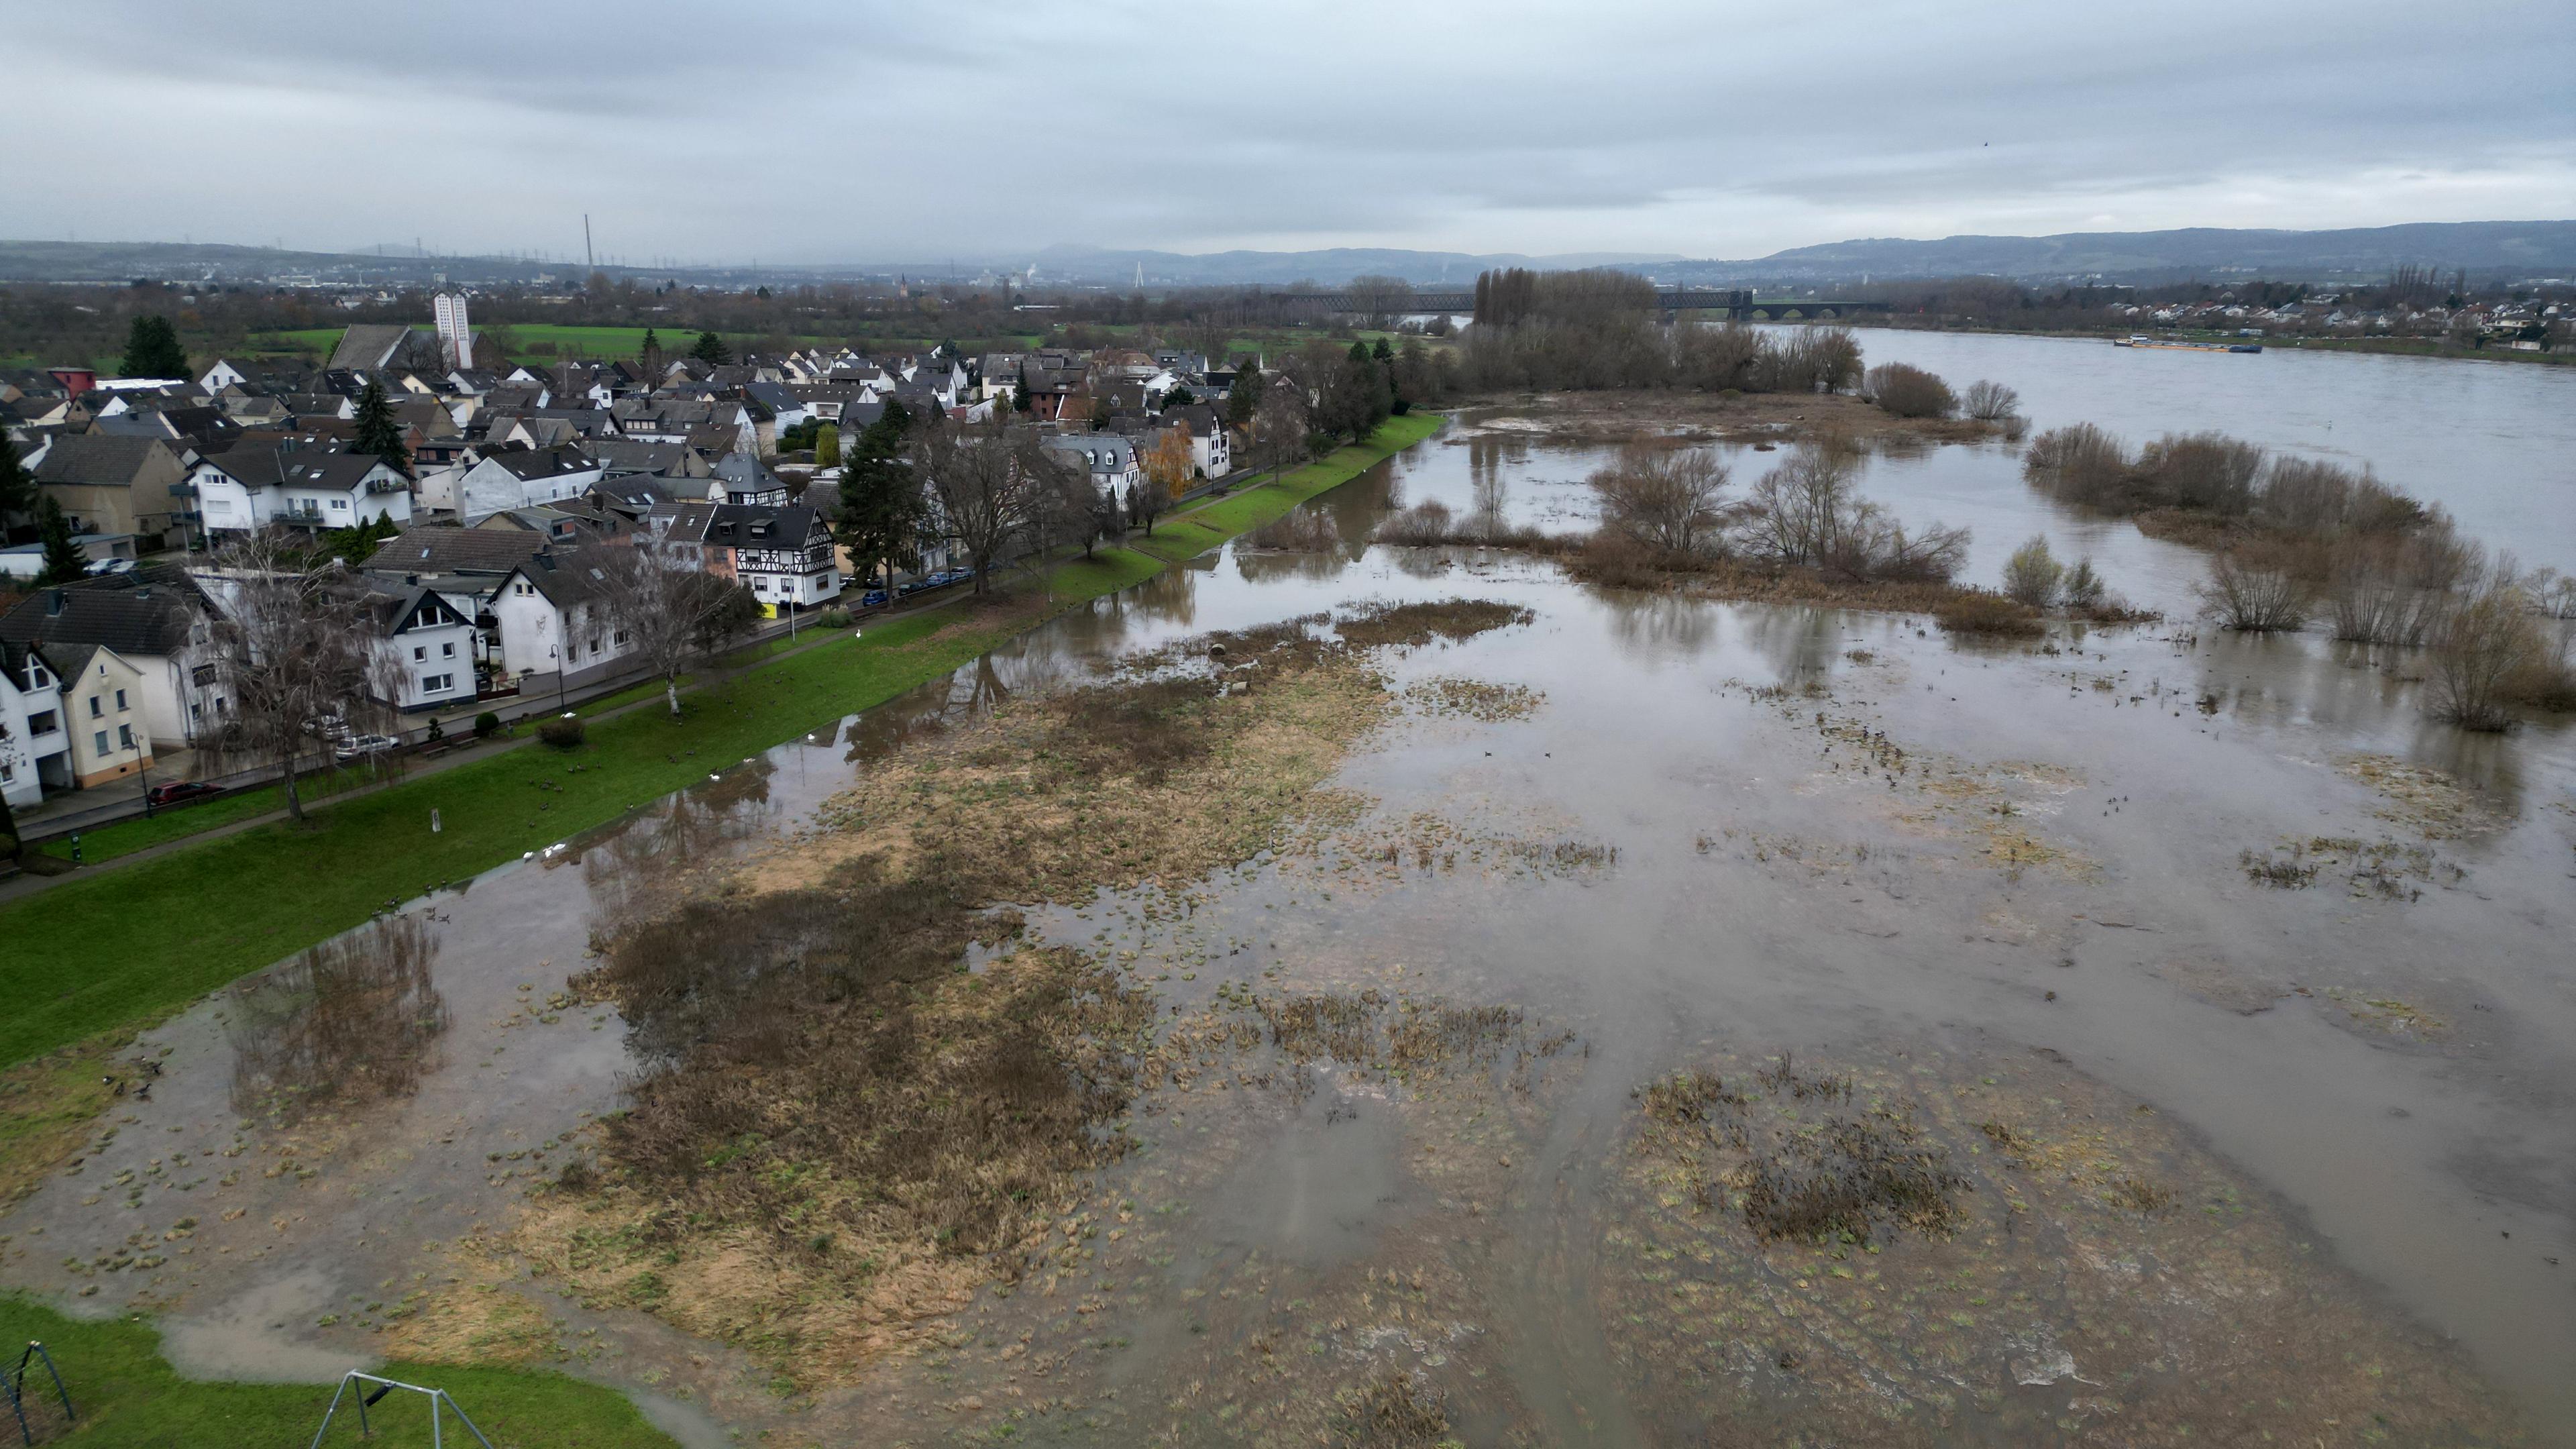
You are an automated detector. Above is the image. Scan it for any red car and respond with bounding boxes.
[145,781,221,808]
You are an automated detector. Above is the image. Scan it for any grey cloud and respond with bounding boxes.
[7,0,2569,262]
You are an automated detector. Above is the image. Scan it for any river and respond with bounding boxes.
[6,333,2571,1445]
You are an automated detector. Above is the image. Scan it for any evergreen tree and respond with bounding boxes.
[352,378,411,471]
[639,327,665,379]
[689,331,731,364]
[1371,338,1394,364]
[1011,384,1032,414]
[1226,362,1264,429]
[121,315,186,378]
[34,496,87,585]
[834,401,922,604]
[0,438,35,539]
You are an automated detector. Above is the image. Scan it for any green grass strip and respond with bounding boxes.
[0,1293,680,1446]
[0,417,1436,1068]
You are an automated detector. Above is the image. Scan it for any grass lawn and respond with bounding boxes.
[0,1295,678,1448]
[34,759,437,865]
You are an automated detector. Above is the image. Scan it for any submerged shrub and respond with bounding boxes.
[2063,557,2106,611]
[1863,362,1957,419]
[2197,545,2314,632]
[2002,535,2065,608]
[1960,379,2021,421]
[1936,590,2044,637]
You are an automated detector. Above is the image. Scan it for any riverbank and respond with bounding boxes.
[1458,389,2016,447]
[1865,321,2573,368]
[0,412,1444,1076]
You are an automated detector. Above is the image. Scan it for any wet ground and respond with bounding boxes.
[3,417,2572,1445]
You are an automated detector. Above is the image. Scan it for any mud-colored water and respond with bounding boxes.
[5,360,2572,1443]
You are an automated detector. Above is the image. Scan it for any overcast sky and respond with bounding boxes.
[11,0,2571,264]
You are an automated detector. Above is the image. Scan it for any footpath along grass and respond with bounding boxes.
[0,416,1438,1070]
[0,1294,678,1448]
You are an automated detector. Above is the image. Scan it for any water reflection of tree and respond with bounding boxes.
[1597,588,1721,654]
[582,759,778,926]
[228,916,449,1125]
[1737,606,1844,683]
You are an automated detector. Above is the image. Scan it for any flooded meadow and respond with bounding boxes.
[4,337,2572,1446]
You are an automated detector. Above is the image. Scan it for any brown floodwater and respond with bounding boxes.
[4,407,2571,1445]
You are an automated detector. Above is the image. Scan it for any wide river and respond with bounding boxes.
[7,333,2571,1446]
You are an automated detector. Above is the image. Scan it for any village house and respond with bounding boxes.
[28,434,192,549]
[457,445,604,523]
[364,579,478,712]
[44,642,152,788]
[191,443,413,536]
[492,551,631,692]
[0,574,228,749]
[0,640,71,806]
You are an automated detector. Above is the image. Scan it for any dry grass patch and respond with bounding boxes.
[524,601,1538,1381]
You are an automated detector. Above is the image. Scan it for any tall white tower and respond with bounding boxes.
[432,292,473,370]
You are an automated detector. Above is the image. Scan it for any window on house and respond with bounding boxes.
[442,642,455,657]
[89,696,103,718]
[28,711,56,735]
[1,761,13,784]
[422,673,452,692]
[118,724,135,751]
[413,646,427,661]
[114,688,128,710]
[94,730,109,755]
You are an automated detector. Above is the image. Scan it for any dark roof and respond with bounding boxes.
[481,446,598,482]
[512,549,617,608]
[32,434,172,486]
[700,503,824,549]
[364,524,551,576]
[0,573,205,659]
[278,451,401,490]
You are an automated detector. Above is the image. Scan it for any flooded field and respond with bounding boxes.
[4,340,2572,1445]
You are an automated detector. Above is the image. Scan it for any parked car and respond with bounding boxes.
[145,780,221,808]
[859,588,890,607]
[333,734,400,761]
[83,557,137,577]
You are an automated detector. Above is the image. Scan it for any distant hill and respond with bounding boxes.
[1662,221,2576,286]
[5,222,2569,290]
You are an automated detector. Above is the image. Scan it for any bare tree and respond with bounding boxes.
[203,539,399,822]
[1589,443,1733,555]
[917,419,1049,593]
[1251,383,1310,484]
[1739,436,1966,582]
[598,541,761,718]
[1344,274,1416,329]
[1862,363,1957,419]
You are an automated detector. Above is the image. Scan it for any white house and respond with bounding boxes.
[0,576,227,749]
[458,447,604,524]
[700,504,839,610]
[192,445,413,536]
[492,551,630,688]
[366,581,478,712]
[0,640,71,807]
[1040,433,1140,512]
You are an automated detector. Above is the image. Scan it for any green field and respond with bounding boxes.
[0,1295,679,1448]
[0,414,1440,1071]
